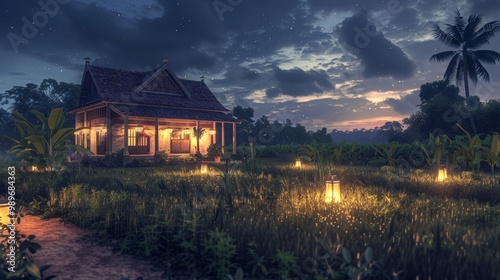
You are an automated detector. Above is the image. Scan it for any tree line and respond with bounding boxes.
[1,77,499,155]
[0,79,80,153]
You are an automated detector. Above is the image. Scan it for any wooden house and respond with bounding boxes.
[70,59,238,159]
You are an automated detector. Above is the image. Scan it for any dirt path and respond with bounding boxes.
[16,214,165,280]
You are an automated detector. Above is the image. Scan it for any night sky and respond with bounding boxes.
[1,0,499,130]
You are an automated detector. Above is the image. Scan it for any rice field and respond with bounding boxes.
[11,161,500,279]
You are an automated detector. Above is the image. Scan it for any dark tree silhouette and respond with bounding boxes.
[431,11,500,97]
[430,10,500,134]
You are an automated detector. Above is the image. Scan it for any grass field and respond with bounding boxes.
[7,159,500,279]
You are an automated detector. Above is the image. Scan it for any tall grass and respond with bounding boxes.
[14,162,500,279]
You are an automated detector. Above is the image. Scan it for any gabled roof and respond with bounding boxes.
[75,63,230,112]
[133,63,192,99]
[111,104,239,123]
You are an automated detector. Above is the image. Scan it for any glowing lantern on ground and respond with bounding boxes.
[200,164,208,174]
[0,199,11,225]
[325,175,341,203]
[295,159,302,168]
[437,167,447,182]
[31,166,39,172]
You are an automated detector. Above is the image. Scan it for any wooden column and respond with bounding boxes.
[232,122,237,155]
[124,115,129,155]
[212,122,216,145]
[106,105,112,155]
[195,119,200,154]
[83,110,88,149]
[155,118,159,154]
[221,122,225,154]
[74,112,78,147]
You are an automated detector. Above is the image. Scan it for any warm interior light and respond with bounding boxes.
[325,175,341,203]
[295,159,302,168]
[200,164,208,174]
[183,129,191,134]
[209,129,216,135]
[79,128,89,134]
[437,167,447,182]
[134,126,144,132]
[0,200,11,225]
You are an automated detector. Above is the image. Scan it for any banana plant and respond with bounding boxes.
[333,141,346,163]
[3,108,91,170]
[473,133,500,173]
[421,133,450,168]
[298,140,333,181]
[336,141,358,165]
[454,124,482,171]
[371,142,399,167]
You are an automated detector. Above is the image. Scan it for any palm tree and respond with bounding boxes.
[430,10,500,134]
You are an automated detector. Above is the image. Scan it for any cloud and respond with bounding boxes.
[8,72,24,76]
[469,0,500,18]
[389,8,419,29]
[265,88,282,98]
[268,67,334,97]
[307,0,392,14]
[0,1,224,72]
[336,10,416,79]
[383,90,420,115]
[223,65,260,82]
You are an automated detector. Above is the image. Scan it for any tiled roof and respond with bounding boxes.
[82,65,229,112]
[112,104,239,123]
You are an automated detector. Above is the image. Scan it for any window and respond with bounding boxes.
[128,129,149,146]
[128,129,137,146]
[128,128,150,154]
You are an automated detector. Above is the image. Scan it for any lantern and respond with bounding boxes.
[437,166,447,182]
[0,199,11,225]
[325,175,341,203]
[295,158,302,168]
[200,164,208,174]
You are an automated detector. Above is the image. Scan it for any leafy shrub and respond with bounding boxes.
[0,214,55,279]
[203,229,237,279]
[207,144,223,160]
[154,150,168,166]
[107,149,125,167]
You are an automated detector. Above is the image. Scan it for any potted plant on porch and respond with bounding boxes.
[207,144,223,163]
